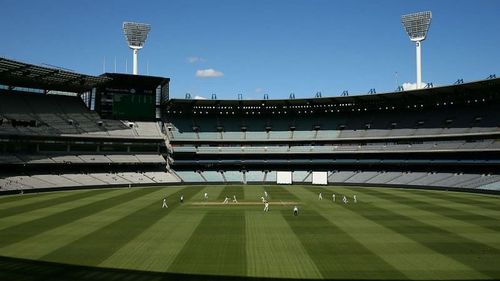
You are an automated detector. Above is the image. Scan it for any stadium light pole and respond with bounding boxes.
[401,11,432,90]
[123,22,151,75]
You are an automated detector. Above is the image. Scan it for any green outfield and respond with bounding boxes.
[0,185,499,280]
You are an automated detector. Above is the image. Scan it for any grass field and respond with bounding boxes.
[0,184,499,280]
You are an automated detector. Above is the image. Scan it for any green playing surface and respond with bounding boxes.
[0,185,499,280]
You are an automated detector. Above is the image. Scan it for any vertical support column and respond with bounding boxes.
[133,49,138,75]
[416,41,422,89]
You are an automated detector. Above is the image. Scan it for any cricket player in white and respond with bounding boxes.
[319,192,323,200]
[233,195,238,203]
[332,193,336,202]
[204,192,208,200]
[293,206,299,216]
[223,196,229,204]
[162,197,168,208]
[342,195,348,204]
[264,191,268,198]
[261,196,265,203]
[353,195,357,203]
[264,201,269,212]
[180,194,184,203]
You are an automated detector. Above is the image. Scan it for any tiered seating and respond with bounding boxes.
[171,131,198,140]
[175,171,204,182]
[223,171,242,183]
[457,174,500,189]
[133,122,163,137]
[116,172,156,184]
[264,171,277,182]
[245,171,265,182]
[0,93,105,135]
[366,172,403,184]
[222,131,243,140]
[33,174,81,187]
[345,171,379,183]
[143,171,180,183]
[292,171,310,183]
[0,171,180,191]
[89,173,132,185]
[60,173,106,186]
[477,180,500,191]
[246,132,268,140]
[202,171,224,182]
[51,155,86,164]
[77,155,112,164]
[0,154,166,165]
[135,154,166,163]
[329,171,357,182]
[169,139,500,157]
[431,173,481,187]
[387,172,428,185]
[408,173,455,186]
[0,93,165,139]
[197,132,219,140]
[172,146,197,153]
[105,155,138,163]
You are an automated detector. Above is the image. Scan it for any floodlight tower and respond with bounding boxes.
[122,22,151,75]
[401,11,432,89]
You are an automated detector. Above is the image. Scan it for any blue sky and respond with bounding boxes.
[1,0,499,99]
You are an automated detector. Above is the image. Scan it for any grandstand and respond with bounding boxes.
[0,58,175,193]
[0,56,499,194]
[165,77,500,193]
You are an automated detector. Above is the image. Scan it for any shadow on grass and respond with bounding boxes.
[0,255,415,281]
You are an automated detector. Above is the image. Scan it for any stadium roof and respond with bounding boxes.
[0,57,111,93]
[101,73,169,89]
[167,77,500,108]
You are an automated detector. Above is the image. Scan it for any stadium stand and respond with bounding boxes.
[1,57,499,194]
[164,76,500,192]
[0,58,173,194]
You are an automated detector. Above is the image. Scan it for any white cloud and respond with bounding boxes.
[194,95,207,100]
[402,82,426,90]
[196,68,224,78]
[187,56,206,64]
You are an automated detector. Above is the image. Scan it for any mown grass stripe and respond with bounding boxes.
[421,190,500,211]
[0,188,154,249]
[350,187,500,279]
[168,209,246,277]
[0,193,46,205]
[0,192,68,208]
[98,193,207,271]
[304,186,490,280]
[0,190,101,219]
[242,184,272,201]
[1,188,184,260]
[217,185,245,201]
[373,188,500,231]
[273,185,407,280]
[245,210,322,279]
[41,186,203,266]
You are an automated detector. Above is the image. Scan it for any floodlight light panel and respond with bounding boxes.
[401,11,432,41]
[123,22,151,48]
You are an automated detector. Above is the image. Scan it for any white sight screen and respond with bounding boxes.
[277,171,292,185]
[312,171,328,185]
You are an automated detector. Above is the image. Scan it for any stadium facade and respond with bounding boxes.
[0,56,499,194]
